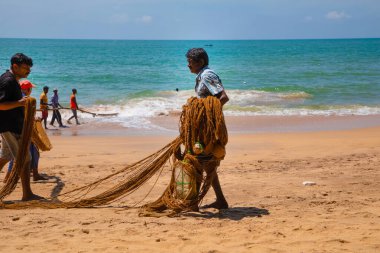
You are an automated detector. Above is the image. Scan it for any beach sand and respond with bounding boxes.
[0,116,380,253]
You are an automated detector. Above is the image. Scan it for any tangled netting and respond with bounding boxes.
[31,120,53,152]
[0,97,36,201]
[140,97,228,216]
[0,96,228,215]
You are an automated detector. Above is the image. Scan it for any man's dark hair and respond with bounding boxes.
[186,48,209,67]
[72,88,77,93]
[11,53,33,66]
[43,86,49,90]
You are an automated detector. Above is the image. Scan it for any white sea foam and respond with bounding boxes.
[66,89,380,129]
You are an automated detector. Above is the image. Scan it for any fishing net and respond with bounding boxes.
[31,120,52,152]
[0,97,36,201]
[0,96,228,215]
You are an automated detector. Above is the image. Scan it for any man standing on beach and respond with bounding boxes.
[186,48,229,209]
[67,88,80,125]
[0,53,42,201]
[50,88,65,127]
[4,80,47,183]
[40,86,50,129]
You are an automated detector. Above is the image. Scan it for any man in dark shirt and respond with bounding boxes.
[0,53,42,201]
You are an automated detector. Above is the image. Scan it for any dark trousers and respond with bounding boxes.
[51,109,63,126]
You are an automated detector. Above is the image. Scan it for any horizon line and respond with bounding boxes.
[1,36,379,41]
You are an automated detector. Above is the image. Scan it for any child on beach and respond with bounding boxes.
[67,88,80,125]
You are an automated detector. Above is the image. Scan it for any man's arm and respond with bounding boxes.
[40,98,50,106]
[202,71,229,106]
[0,97,26,110]
[216,90,229,106]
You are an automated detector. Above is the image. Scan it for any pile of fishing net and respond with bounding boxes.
[0,96,228,216]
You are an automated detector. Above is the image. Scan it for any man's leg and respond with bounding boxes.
[42,111,49,129]
[73,109,80,125]
[67,114,73,124]
[209,172,228,209]
[201,160,228,209]
[57,110,64,127]
[0,135,10,179]
[1,132,42,201]
[20,160,35,200]
[30,145,45,181]
[0,158,9,183]
[50,110,56,126]
[53,111,57,125]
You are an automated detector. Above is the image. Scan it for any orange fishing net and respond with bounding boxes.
[1,96,227,215]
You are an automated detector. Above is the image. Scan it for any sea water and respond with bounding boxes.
[1,38,379,129]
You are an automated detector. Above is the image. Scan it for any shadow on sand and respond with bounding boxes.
[30,173,65,199]
[184,206,270,220]
[43,174,65,199]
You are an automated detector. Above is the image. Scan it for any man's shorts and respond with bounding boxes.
[71,109,78,118]
[41,109,48,120]
[0,132,31,162]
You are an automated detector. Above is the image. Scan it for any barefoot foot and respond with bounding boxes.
[22,194,45,201]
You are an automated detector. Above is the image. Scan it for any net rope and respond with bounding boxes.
[0,96,227,214]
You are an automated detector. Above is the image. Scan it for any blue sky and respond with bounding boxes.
[0,0,379,40]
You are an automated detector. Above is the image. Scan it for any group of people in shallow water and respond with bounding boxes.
[39,85,80,129]
[0,48,230,210]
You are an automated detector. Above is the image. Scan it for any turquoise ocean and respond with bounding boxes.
[1,38,380,128]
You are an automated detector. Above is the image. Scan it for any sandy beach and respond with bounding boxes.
[0,115,380,253]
